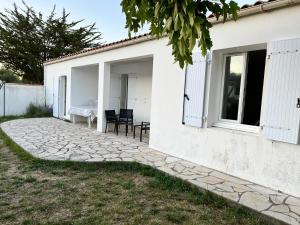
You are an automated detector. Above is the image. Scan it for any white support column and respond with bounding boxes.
[97,62,111,132]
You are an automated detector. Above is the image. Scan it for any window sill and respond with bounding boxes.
[213,122,261,134]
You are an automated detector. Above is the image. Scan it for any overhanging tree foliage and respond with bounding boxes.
[0,2,102,84]
[121,0,239,68]
[0,68,20,83]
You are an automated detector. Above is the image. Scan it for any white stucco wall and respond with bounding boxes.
[44,5,300,197]
[44,65,70,118]
[0,83,44,116]
[71,65,99,107]
[150,6,300,197]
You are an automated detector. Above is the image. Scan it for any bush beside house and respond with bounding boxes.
[25,104,52,118]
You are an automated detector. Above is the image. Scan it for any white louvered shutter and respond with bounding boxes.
[183,52,208,127]
[261,38,300,144]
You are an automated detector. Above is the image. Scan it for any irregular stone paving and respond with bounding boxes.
[1,118,300,225]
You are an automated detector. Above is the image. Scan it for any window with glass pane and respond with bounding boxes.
[221,55,244,120]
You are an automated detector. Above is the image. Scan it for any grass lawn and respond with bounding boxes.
[0,119,280,225]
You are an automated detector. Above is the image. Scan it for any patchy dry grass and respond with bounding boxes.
[0,121,282,225]
[0,116,25,124]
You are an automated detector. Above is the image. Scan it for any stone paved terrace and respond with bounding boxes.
[1,118,300,225]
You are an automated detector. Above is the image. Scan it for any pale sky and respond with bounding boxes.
[0,0,253,43]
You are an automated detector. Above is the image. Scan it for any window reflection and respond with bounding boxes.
[221,55,244,120]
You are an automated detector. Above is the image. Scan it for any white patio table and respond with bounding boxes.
[69,105,97,128]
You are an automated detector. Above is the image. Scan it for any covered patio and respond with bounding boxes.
[99,56,153,141]
[1,118,300,225]
[69,64,99,127]
[67,56,153,141]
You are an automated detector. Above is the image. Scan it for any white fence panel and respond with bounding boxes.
[0,83,45,116]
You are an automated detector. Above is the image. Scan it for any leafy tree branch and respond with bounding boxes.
[121,0,239,68]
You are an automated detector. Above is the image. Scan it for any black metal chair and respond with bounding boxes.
[118,109,133,136]
[134,122,150,142]
[105,110,119,134]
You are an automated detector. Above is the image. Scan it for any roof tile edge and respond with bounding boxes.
[44,34,154,65]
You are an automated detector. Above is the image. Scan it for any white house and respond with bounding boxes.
[44,0,300,198]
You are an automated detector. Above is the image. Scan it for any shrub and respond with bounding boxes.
[25,103,52,118]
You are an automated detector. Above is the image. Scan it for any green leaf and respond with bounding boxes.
[174,14,180,31]
[178,40,184,56]
[178,13,184,27]
[189,36,196,52]
[186,54,193,65]
[173,2,178,18]
[155,2,160,17]
[188,11,194,26]
[121,0,239,69]
[194,20,201,37]
[166,17,173,30]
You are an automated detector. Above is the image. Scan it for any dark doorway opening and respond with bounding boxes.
[242,49,267,126]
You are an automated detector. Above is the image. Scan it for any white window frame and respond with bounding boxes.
[218,53,248,123]
[214,52,261,133]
